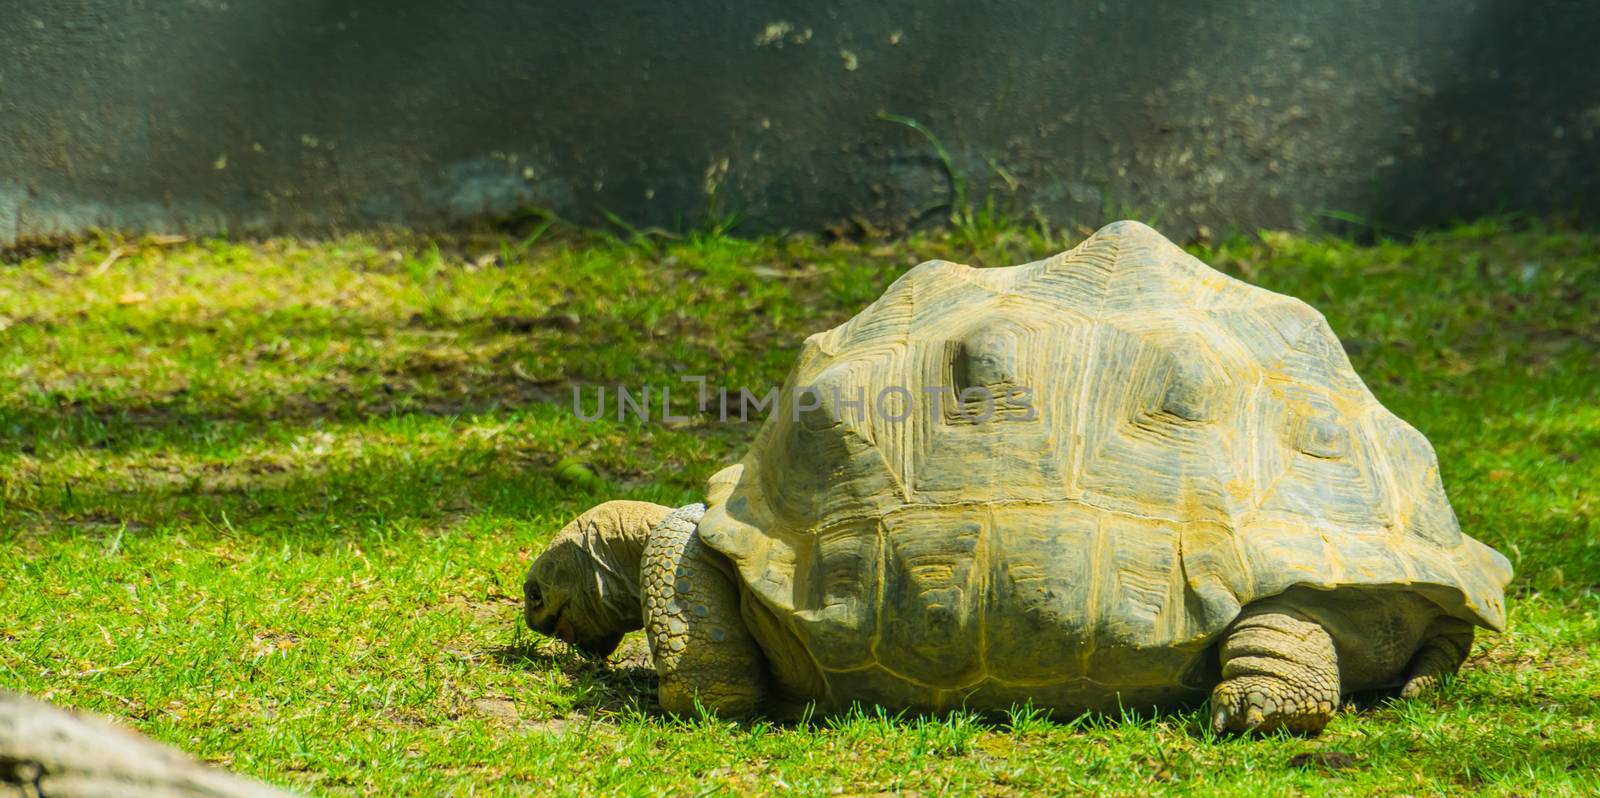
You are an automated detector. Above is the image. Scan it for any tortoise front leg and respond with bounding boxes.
[1211,601,1341,735]
[642,504,766,717]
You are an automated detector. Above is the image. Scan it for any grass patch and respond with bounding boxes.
[2,218,1597,796]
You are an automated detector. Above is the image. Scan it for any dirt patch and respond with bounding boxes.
[472,698,521,723]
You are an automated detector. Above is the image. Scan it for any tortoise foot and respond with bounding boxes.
[1211,605,1341,736]
[1210,675,1335,735]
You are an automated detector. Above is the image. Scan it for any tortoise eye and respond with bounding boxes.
[524,581,544,610]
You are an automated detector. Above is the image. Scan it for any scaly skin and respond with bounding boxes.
[1211,602,1341,735]
[1400,618,1474,699]
[1210,595,1477,735]
[641,504,766,717]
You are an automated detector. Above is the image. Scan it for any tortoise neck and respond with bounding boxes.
[573,501,676,620]
[580,521,649,611]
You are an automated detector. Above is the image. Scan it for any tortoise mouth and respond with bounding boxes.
[572,630,624,659]
[553,612,577,644]
[529,599,623,659]
[556,608,623,658]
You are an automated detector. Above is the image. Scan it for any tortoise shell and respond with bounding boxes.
[697,221,1511,699]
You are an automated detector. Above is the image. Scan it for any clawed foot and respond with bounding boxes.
[1398,671,1445,699]
[1397,628,1472,700]
[1210,676,1335,735]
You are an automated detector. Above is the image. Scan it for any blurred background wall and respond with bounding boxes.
[2,0,1597,245]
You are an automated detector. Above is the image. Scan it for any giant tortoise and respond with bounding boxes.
[523,220,1512,734]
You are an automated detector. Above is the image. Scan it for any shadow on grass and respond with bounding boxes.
[0,445,647,545]
[0,306,779,458]
[488,639,662,718]
[0,375,765,466]
[0,389,552,455]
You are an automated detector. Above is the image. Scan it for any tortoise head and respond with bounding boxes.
[524,502,665,658]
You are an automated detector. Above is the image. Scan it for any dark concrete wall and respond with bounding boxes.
[2,0,1597,245]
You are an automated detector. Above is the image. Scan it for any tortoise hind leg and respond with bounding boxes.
[1210,601,1341,735]
[642,504,766,717]
[1399,619,1474,699]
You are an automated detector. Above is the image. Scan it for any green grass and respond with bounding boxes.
[1,218,1597,796]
